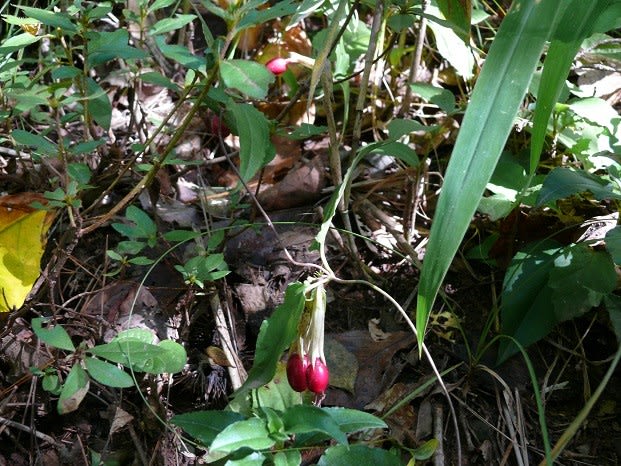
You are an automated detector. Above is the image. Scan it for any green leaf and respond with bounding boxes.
[84,357,134,388]
[154,36,205,70]
[156,340,187,373]
[228,361,302,416]
[115,328,155,343]
[436,0,471,42]
[536,167,621,206]
[285,123,328,140]
[67,162,92,185]
[112,206,157,243]
[236,0,298,31]
[281,405,347,445]
[12,129,57,156]
[220,60,274,100]
[149,14,196,35]
[148,0,178,13]
[387,119,429,138]
[139,71,179,91]
[592,2,621,33]
[426,5,475,78]
[412,438,439,460]
[17,6,77,33]
[32,317,76,352]
[529,0,608,173]
[322,407,387,433]
[170,410,245,446]
[225,452,266,465]
[604,294,621,344]
[88,338,187,374]
[295,406,386,446]
[273,450,302,466]
[42,373,62,395]
[0,33,42,54]
[58,364,89,414]
[85,78,112,131]
[569,97,619,131]
[410,83,456,114]
[235,283,306,395]
[228,102,275,181]
[86,30,147,67]
[210,418,274,453]
[498,242,616,362]
[68,139,105,156]
[605,226,621,265]
[318,444,401,466]
[416,0,567,355]
[163,229,201,242]
[362,141,419,167]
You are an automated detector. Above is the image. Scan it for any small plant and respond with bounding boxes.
[31,318,186,414]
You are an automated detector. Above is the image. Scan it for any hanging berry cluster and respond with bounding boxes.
[286,283,329,397]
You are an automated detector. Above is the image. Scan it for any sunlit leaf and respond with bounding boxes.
[210,418,274,453]
[416,0,567,355]
[498,242,616,362]
[0,193,54,313]
[228,102,275,181]
[220,59,274,100]
[85,357,134,388]
[436,0,471,42]
[536,167,621,206]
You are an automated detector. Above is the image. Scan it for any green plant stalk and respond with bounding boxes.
[541,343,621,465]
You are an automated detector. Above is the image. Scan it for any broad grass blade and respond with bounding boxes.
[415,0,565,353]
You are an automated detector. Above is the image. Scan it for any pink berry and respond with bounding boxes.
[287,353,309,392]
[266,57,289,75]
[306,358,329,394]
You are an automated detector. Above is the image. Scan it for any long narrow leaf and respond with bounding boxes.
[529,0,612,174]
[416,0,565,353]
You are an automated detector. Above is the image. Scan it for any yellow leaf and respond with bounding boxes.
[20,22,41,36]
[0,193,54,313]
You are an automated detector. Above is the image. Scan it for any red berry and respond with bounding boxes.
[266,57,289,75]
[287,353,309,392]
[306,358,329,394]
[210,114,230,137]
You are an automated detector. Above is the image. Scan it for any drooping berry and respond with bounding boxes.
[286,353,310,392]
[209,114,231,137]
[266,57,290,75]
[306,358,329,394]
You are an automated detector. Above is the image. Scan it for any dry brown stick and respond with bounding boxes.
[399,0,431,116]
[79,72,217,236]
[0,415,63,448]
[210,292,247,390]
